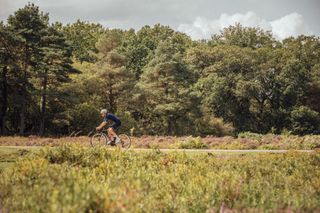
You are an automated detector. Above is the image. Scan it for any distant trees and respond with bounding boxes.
[210,23,277,48]
[95,30,135,114]
[6,4,49,135]
[62,20,105,63]
[37,24,77,135]
[119,24,182,79]
[136,36,196,135]
[0,3,75,135]
[188,26,320,134]
[1,4,320,136]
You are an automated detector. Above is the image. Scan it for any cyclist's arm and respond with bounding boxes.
[96,121,107,130]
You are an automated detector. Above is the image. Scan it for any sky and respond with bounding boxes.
[1,0,319,40]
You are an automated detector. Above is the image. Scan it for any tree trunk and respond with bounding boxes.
[167,117,173,135]
[0,65,8,135]
[19,102,26,135]
[254,96,266,132]
[39,72,48,135]
[19,44,28,135]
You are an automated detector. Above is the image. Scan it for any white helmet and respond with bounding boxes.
[100,109,107,114]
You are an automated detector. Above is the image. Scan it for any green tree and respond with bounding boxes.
[189,44,254,132]
[62,20,105,63]
[95,30,135,113]
[36,24,77,135]
[290,106,320,135]
[1,4,78,135]
[95,51,135,113]
[282,36,320,111]
[136,38,196,135]
[308,63,320,112]
[210,23,277,49]
[6,3,49,134]
[0,22,14,134]
[119,24,193,79]
[2,3,320,136]
[0,22,25,134]
[55,62,101,134]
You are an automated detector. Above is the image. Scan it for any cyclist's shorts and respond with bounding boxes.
[108,122,121,131]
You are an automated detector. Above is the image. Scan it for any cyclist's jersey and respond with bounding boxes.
[103,113,121,125]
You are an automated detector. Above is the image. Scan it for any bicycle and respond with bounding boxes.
[90,129,131,149]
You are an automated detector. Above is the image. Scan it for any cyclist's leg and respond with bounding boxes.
[106,133,112,143]
[107,127,115,140]
[108,124,120,143]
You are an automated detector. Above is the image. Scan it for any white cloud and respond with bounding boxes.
[270,13,309,39]
[178,11,311,40]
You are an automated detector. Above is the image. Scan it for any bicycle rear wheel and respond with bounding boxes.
[119,134,131,149]
[90,133,107,147]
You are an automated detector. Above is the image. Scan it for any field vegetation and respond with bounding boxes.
[0,144,319,212]
[1,4,320,137]
[1,3,320,213]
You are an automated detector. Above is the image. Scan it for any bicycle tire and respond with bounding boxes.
[119,134,131,149]
[90,133,107,147]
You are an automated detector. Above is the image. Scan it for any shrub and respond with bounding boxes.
[0,145,319,212]
[238,131,263,139]
[196,116,235,136]
[290,106,320,135]
[179,137,209,149]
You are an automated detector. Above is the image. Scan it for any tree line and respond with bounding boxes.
[1,3,320,136]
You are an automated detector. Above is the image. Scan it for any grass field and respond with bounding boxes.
[0,145,308,171]
[0,143,319,212]
[0,146,39,170]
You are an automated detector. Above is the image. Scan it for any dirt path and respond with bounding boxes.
[0,146,314,153]
[134,148,314,153]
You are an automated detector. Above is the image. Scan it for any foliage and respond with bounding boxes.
[195,116,235,136]
[1,4,320,136]
[135,37,196,135]
[290,106,320,135]
[238,132,263,139]
[0,3,75,135]
[179,136,208,149]
[62,20,105,63]
[0,145,319,212]
[210,23,276,48]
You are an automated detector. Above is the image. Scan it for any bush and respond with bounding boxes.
[179,137,209,149]
[0,145,319,212]
[67,103,100,134]
[238,131,263,139]
[196,116,235,136]
[290,106,320,135]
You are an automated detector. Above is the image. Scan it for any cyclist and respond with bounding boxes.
[96,109,121,145]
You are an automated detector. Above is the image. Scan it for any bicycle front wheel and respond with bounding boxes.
[119,134,131,149]
[90,133,107,147]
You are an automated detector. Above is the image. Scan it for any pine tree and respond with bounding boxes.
[6,3,49,134]
[36,24,76,135]
[62,20,105,63]
[0,22,11,134]
[95,51,135,113]
[136,38,196,135]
